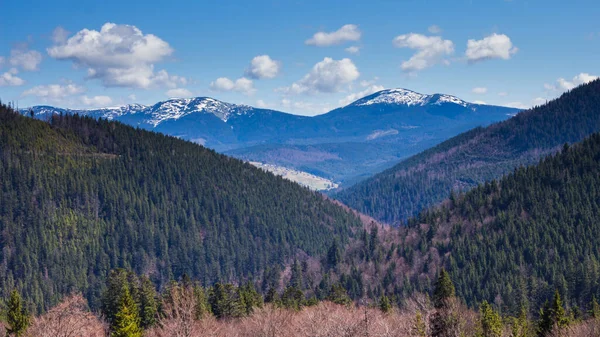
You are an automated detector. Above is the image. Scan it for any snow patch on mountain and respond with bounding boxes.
[353,89,470,108]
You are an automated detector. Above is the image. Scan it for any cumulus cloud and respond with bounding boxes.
[0,71,25,86]
[51,26,70,44]
[428,25,442,34]
[22,83,85,99]
[504,101,528,109]
[305,24,361,46]
[545,73,598,92]
[210,77,255,95]
[472,87,488,94]
[392,33,454,72]
[81,95,113,107]
[339,84,385,106]
[245,55,281,79]
[280,57,359,94]
[255,99,269,108]
[9,49,42,71]
[166,88,193,98]
[280,98,333,116]
[465,33,518,62]
[47,22,183,89]
[345,46,360,54]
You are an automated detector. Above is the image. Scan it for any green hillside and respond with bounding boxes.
[0,104,362,312]
[336,79,600,224]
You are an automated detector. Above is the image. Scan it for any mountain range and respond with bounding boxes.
[23,89,519,186]
[336,79,600,224]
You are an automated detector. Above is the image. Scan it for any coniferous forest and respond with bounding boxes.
[336,79,600,224]
[1,80,600,337]
[0,103,362,312]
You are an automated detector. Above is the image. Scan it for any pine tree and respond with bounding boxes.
[433,268,455,309]
[112,286,142,337]
[5,290,29,337]
[138,276,158,329]
[589,295,600,319]
[194,285,212,319]
[102,269,131,325]
[290,259,303,289]
[328,283,351,306]
[430,269,460,337]
[550,290,569,329]
[414,311,427,337]
[478,301,503,337]
[327,240,342,269]
[379,294,392,313]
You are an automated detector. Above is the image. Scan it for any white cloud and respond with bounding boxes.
[472,87,488,94]
[532,97,547,106]
[305,24,361,46]
[465,33,518,62]
[280,99,333,116]
[0,71,25,86]
[81,95,113,107]
[22,83,85,99]
[245,55,281,79]
[339,84,385,106]
[10,49,42,71]
[255,99,268,108]
[128,94,136,101]
[210,77,255,95]
[47,22,183,89]
[166,88,193,98]
[280,57,359,94]
[51,26,70,44]
[392,33,454,72]
[504,101,528,109]
[428,25,442,34]
[345,46,360,54]
[498,92,508,97]
[546,73,598,91]
[473,100,487,105]
[0,56,5,66]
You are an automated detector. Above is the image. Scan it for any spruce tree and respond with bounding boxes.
[112,286,142,337]
[589,295,600,319]
[5,290,29,337]
[414,311,427,337]
[138,276,158,329]
[430,269,460,337]
[379,294,392,313]
[478,301,503,337]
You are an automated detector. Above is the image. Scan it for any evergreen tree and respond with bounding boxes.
[589,295,600,319]
[194,285,212,319]
[433,268,455,309]
[112,286,142,337]
[414,311,427,337]
[327,283,351,306]
[478,301,503,337]
[138,276,158,329]
[430,269,460,337]
[378,294,391,313]
[101,269,131,325]
[5,290,29,337]
[327,240,342,269]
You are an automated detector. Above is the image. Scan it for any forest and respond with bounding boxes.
[0,102,362,312]
[336,79,600,224]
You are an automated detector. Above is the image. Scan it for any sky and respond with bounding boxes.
[0,0,598,116]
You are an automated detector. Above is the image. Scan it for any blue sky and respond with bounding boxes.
[1,0,598,115]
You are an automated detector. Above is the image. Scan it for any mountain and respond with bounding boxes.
[0,103,363,311]
[400,132,600,313]
[24,89,519,186]
[336,79,600,224]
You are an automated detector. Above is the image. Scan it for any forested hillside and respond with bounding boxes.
[398,132,600,314]
[0,103,362,312]
[336,79,600,224]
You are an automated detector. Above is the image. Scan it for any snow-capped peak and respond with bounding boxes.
[146,97,252,126]
[354,89,428,106]
[352,89,470,108]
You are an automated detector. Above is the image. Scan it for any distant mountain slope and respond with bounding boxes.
[24,89,518,185]
[0,104,362,311]
[336,79,600,224]
[401,132,600,313]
